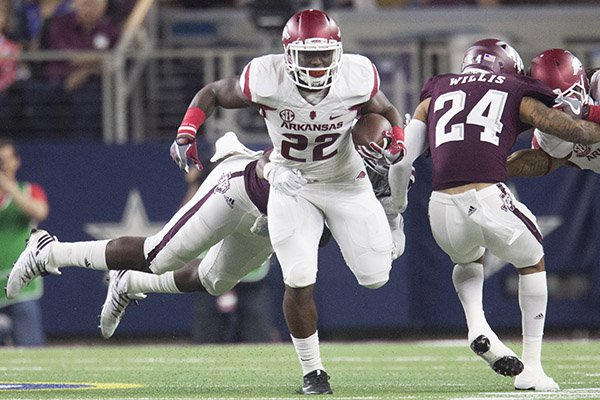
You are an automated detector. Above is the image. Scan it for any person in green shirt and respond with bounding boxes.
[0,137,49,346]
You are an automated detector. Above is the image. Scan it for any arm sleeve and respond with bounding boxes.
[388,118,428,210]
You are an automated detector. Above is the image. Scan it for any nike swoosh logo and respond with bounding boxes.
[570,102,581,115]
[329,114,343,120]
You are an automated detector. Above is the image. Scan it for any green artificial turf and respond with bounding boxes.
[0,339,599,399]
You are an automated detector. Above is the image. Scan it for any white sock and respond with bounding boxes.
[452,263,497,342]
[519,271,547,370]
[127,271,180,294]
[49,240,109,271]
[291,331,324,376]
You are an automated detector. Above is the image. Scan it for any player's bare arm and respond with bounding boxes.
[520,96,600,145]
[360,91,402,126]
[187,77,252,115]
[411,98,430,124]
[172,77,258,173]
[506,148,571,177]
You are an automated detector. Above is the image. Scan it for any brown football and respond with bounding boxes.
[351,113,391,148]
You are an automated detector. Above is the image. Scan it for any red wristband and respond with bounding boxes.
[178,106,206,138]
[392,125,405,142]
[586,105,600,124]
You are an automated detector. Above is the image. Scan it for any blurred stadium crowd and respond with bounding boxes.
[0,0,598,143]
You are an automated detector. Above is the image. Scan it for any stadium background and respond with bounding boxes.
[10,0,600,341]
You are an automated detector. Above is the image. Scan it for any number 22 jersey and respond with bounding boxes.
[239,53,380,183]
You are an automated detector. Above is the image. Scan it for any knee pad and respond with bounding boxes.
[283,263,317,289]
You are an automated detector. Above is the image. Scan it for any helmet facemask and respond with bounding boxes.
[284,38,342,90]
[554,74,589,105]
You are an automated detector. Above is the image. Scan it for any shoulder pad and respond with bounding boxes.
[241,55,285,101]
[339,54,379,98]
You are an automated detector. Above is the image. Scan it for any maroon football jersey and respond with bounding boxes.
[421,72,555,190]
[244,160,270,215]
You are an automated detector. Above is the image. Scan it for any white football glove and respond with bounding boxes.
[380,195,405,215]
[554,94,588,119]
[250,214,269,237]
[264,163,307,197]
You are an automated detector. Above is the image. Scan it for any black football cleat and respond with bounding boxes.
[470,334,524,377]
[492,355,524,377]
[298,369,333,395]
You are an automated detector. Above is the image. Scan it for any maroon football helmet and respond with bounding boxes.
[461,38,524,75]
[282,9,343,90]
[529,48,589,104]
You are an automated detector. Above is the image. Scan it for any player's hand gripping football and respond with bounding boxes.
[356,125,407,165]
[264,163,307,197]
[170,134,203,173]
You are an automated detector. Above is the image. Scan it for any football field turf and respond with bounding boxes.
[1,339,599,399]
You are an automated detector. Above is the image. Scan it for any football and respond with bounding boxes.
[351,113,391,148]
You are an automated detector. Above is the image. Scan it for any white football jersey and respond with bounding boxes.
[240,53,380,183]
[532,75,600,172]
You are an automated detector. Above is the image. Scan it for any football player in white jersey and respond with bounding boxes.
[508,49,600,177]
[172,9,405,395]
[7,9,406,395]
[95,123,407,341]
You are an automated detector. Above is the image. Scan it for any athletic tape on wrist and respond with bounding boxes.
[392,125,405,142]
[178,107,206,137]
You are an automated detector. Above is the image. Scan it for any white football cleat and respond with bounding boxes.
[210,131,263,163]
[6,229,61,299]
[514,366,559,391]
[470,334,524,377]
[99,270,146,339]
